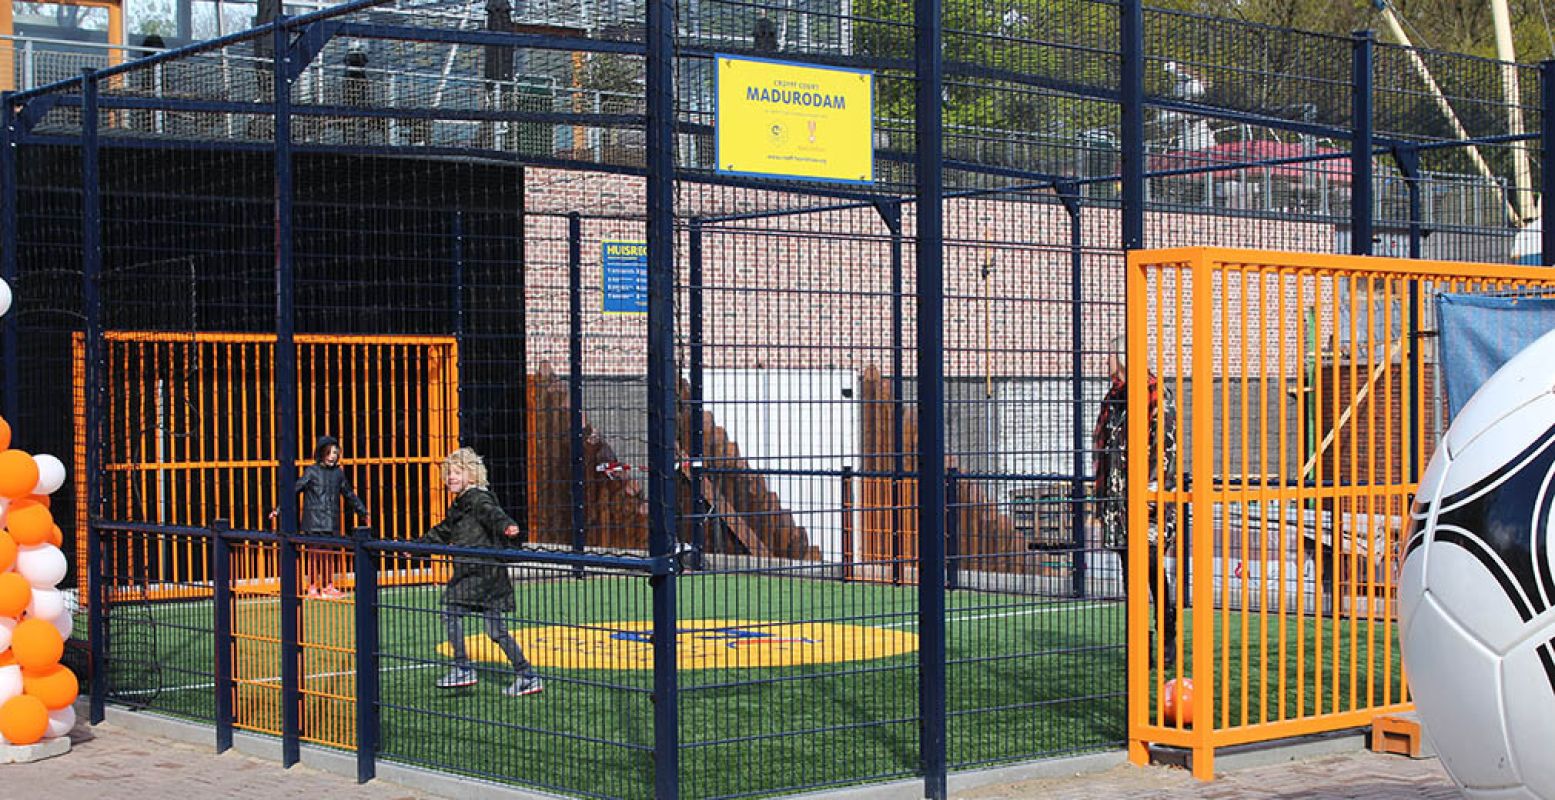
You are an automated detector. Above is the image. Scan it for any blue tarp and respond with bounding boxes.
[1436,293,1555,419]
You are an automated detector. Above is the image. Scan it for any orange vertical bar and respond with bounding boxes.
[242,337,251,529]
[1258,266,1276,725]
[1125,251,1150,767]
[1171,265,1188,709]
[1237,264,1252,728]
[1378,275,1396,709]
[1352,274,1371,712]
[1286,269,1305,723]
[1217,263,1231,730]
[1324,272,1337,709]
[106,3,124,66]
[1338,278,1354,710]
[225,340,236,528]
[1188,250,1215,780]
[448,340,461,451]
[0,2,15,93]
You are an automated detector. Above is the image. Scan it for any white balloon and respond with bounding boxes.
[0,279,12,318]
[29,455,63,496]
[48,610,72,639]
[15,544,66,589]
[44,705,74,739]
[0,665,20,705]
[0,617,13,651]
[26,587,63,621]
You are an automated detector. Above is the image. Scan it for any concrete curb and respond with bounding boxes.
[92,704,569,800]
[788,750,1130,800]
[86,703,1432,799]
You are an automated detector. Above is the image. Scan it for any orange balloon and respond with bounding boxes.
[21,664,77,710]
[0,530,14,573]
[26,494,49,509]
[47,525,61,549]
[0,573,29,618]
[0,650,13,667]
[0,450,36,500]
[0,694,46,745]
[1163,677,1194,727]
[0,417,10,452]
[10,619,61,671]
[6,500,50,546]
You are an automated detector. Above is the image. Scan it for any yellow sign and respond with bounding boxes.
[716,55,874,184]
[438,618,918,670]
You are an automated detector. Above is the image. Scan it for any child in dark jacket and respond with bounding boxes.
[271,435,369,599]
[423,447,542,697]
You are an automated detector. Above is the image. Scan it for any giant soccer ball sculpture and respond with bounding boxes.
[1401,327,1555,799]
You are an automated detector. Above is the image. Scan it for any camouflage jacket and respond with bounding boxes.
[1093,373,1179,550]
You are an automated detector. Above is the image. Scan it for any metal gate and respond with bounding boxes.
[1126,247,1555,776]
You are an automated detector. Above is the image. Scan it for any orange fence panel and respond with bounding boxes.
[72,331,460,600]
[1126,247,1555,778]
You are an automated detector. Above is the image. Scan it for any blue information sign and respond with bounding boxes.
[601,240,648,315]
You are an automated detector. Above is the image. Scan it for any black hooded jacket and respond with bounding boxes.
[421,487,520,611]
[295,435,368,533]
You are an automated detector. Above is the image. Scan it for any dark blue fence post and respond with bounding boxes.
[86,522,105,723]
[273,19,303,768]
[514,170,530,531]
[689,218,706,564]
[0,91,17,426]
[1542,60,1555,266]
[1120,0,1144,251]
[451,210,465,428]
[945,468,959,591]
[212,519,233,752]
[1351,29,1375,256]
[568,212,586,560]
[841,465,854,579]
[82,68,107,725]
[352,526,379,783]
[1394,147,1421,258]
[913,0,947,788]
[1059,183,1088,599]
[879,200,905,588]
[644,0,680,790]
[875,201,904,470]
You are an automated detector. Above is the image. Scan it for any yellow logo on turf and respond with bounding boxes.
[437,618,919,670]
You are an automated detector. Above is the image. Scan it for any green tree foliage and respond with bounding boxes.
[1201,0,1555,62]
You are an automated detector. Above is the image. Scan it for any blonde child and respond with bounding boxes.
[423,447,542,697]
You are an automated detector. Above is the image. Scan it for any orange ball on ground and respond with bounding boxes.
[6,501,50,546]
[0,450,36,500]
[9,619,61,672]
[1163,677,1194,727]
[21,664,76,710]
[0,694,47,745]
[0,573,30,618]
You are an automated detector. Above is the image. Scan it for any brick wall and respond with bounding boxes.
[520,168,1343,380]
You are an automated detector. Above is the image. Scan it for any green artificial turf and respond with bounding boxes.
[98,572,1400,799]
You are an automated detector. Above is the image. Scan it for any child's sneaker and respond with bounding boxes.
[503,673,543,697]
[435,666,477,689]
